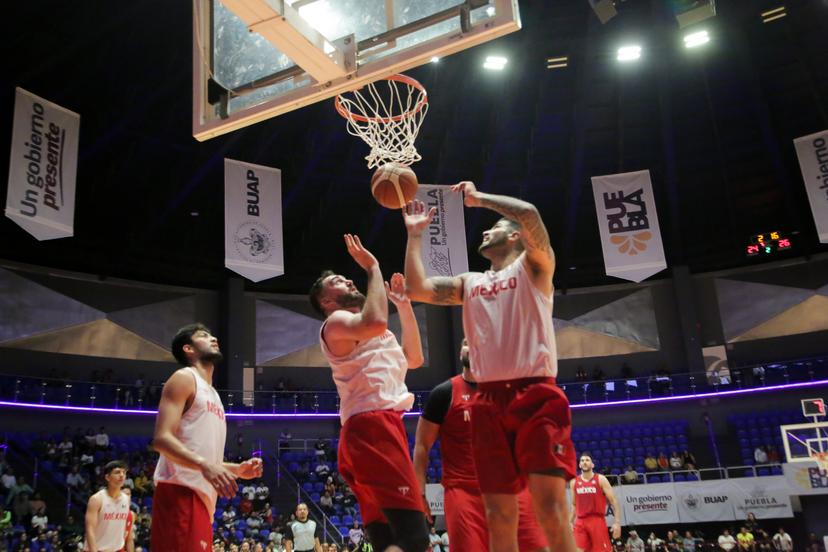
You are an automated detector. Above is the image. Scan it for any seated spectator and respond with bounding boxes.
[319,491,334,514]
[684,531,697,552]
[29,492,46,514]
[66,466,85,489]
[429,526,443,552]
[755,529,773,552]
[133,471,151,496]
[348,521,363,548]
[341,488,357,516]
[80,451,95,466]
[746,513,761,534]
[682,450,697,470]
[647,532,664,552]
[6,475,33,507]
[83,428,97,450]
[314,461,331,479]
[239,495,253,516]
[314,439,328,457]
[644,454,658,472]
[0,467,16,491]
[242,482,256,501]
[246,512,262,536]
[628,530,646,552]
[261,502,273,525]
[737,527,755,552]
[657,453,670,471]
[95,426,110,450]
[31,506,48,531]
[123,472,134,491]
[0,504,11,535]
[45,440,58,460]
[222,504,237,528]
[766,447,780,464]
[772,528,792,552]
[669,452,684,470]
[623,465,639,484]
[754,446,768,465]
[324,477,336,496]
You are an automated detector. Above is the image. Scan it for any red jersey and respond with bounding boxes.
[439,376,478,488]
[574,474,607,518]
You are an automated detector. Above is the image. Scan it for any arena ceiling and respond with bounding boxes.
[1,0,827,294]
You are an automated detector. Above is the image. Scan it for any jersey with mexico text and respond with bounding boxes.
[83,490,130,552]
[574,475,607,518]
[462,255,557,383]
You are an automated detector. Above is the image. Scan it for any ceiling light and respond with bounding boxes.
[683,30,710,48]
[547,55,568,69]
[617,45,641,62]
[761,5,786,23]
[483,56,508,70]
[430,56,440,63]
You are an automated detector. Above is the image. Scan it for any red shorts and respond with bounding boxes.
[150,483,213,552]
[471,377,576,494]
[444,485,547,552]
[574,515,612,552]
[338,410,425,525]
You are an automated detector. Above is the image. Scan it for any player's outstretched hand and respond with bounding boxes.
[450,181,481,207]
[402,200,437,236]
[344,234,378,271]
[237,457,264,480]
[384,273,410,309]
[201,462,239,499]
[612,521,622,540]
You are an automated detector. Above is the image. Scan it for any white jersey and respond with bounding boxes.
[154,367,226,516]
[83,490,130,552]
[320,326,414,423]
[462,255,558,382]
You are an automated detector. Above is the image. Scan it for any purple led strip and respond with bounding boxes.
[0,379,826,418]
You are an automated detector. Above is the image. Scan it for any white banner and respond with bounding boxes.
[675,480,736,522]
[728,476,793,519]
[425,483,445,515]
[621,482,678,525]
[224,159,284,282]
[414,185,468,277]
[793,130,828,243]
[5,88,79,240]
[591,170,667,282]
[782,462,828,496]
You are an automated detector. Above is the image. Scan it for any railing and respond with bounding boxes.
[605,463,785,485]
[0,355,826,413]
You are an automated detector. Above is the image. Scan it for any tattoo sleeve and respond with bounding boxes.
[429,276,463,305]
[476,193,552,254]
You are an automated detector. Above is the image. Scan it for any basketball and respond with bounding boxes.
[371,163,418,209]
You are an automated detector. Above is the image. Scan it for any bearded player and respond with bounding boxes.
[570,453,622,552]
[414,338,548,552]
[309,234,429,552]
[151,324,263,551]
[403,182,576,552]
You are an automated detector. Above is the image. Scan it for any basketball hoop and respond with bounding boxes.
[335,74,428,169]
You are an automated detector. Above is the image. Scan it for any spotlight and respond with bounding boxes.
[485,5,496,17]
[761,6,786,23]
[617,45,641,62]
[683,30,710,48]
[483,56,508,70]
[547,55,568,69]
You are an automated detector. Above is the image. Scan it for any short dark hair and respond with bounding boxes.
[498,217,525,251]
[580,452,593,461]
[171,323,211,366]
[104,460,127,475]
[308,270,335,316]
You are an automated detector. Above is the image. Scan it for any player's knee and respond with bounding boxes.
[533,495,568,524]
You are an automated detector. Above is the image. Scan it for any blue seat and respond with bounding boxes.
[330,515,341,525]
[757,468,770,477]
[343,515,354,525]
[340,527,350,537]
[674,474,686,482]
[686,472,699,481]
[310,493,320,502]
[302,482,314,493]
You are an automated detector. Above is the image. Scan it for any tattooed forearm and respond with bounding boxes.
[475,193,551,253]
[429,276,463,305]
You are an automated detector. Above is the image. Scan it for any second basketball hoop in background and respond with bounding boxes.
[371,163,418,209]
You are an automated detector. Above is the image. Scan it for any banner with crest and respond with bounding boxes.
[414,184,469,277]
[591,170,667,283]
[224,159,284,282]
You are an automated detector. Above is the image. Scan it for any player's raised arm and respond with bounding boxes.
[452,181,555,280]
[403,200,465,305]
[386,273,425,369]
[324,234,389,343]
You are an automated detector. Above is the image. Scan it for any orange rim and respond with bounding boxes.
[335,74,428,124]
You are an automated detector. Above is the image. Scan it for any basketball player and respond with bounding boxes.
[570,453,621,552]
[403,182,576,552]
[284,503,322,552]
[151,324,264,551]
[308,234,429,552]
[413,338,549,552]
[83,460,133,552]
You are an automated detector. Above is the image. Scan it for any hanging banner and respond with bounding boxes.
[728,476,794,519]
[224,159,284,282]
[5,88,80,241]
[414,185,469,277]
[591,170,667,282]
[425,483,445,515]
[793,130,828,243]
[621,482,678,525]
[675,480,736,522]
[782,462,828,495]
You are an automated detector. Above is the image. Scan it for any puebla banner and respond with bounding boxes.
[5,88,80,240]
[224,159,284,282]
[728,476,793,519]
[782,462,828,495]
[425,483,445,515]
[793,129,828,243]
[591,170,667,282]
[414,185,468,277]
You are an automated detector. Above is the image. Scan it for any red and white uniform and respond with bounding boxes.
[118,510,133,552]
[321,325,423,524]
[462,257,576,494]
[434,376,547,552]
[573,475,611,552]
[152,367,226,551]
[83,490,130,552]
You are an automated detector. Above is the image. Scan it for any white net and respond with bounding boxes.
[336,75,429,169]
